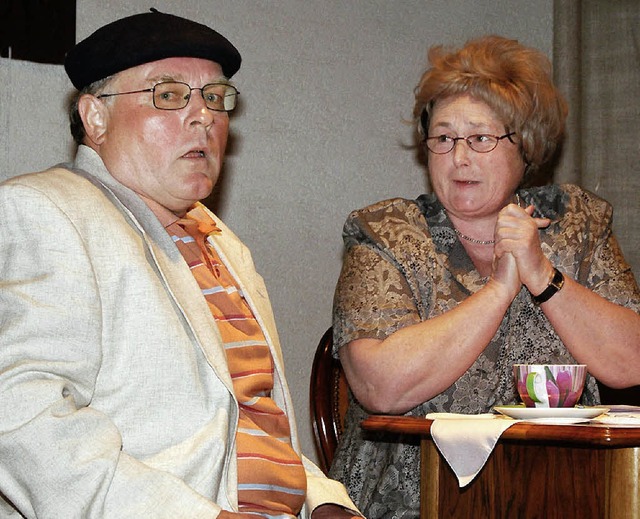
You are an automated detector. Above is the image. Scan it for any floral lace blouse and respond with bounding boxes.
[330,184,640,519]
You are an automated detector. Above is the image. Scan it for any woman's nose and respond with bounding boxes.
[452,139,471,165]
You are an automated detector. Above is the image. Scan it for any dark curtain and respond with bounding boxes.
[554,0,640,404]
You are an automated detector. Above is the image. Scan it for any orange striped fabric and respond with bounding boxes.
[167,205,306,518]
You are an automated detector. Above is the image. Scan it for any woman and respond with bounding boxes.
[329,35,640,519]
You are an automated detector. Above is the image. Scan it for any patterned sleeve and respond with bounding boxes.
[332,201,426,354]
[586,222,640,310]
[561,185,640,311]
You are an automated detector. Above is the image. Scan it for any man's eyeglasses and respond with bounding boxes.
[97,81,239,112]
[425,132,516,154]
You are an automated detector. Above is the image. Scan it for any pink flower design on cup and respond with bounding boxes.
[551,368,581,407]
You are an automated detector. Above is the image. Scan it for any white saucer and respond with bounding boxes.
[493,405,608,421]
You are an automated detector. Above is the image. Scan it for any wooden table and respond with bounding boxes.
[362,415,640,518]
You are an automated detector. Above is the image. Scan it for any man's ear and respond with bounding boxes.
[78,94,109,145]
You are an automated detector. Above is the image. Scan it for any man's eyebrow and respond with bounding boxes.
[148,74,179,83]
[210,76,231,84]
[146,75,232,85]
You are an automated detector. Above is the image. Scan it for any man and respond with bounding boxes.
[0,9,360,519]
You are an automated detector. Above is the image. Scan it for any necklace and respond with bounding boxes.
[451,193,522,246]
[454,228,495,245]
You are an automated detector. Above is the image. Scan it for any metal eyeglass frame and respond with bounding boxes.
[97,81,239,112]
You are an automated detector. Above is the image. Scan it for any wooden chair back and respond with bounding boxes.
[309,327,349,474]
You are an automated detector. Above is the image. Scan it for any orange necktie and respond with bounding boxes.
[177,206,222,276]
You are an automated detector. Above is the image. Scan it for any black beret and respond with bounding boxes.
[64,8,241,90]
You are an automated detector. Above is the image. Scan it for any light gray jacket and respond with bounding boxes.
[0,146,355,518]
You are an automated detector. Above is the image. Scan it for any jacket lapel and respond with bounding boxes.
[70,147,236,391]
[203,211,286,376]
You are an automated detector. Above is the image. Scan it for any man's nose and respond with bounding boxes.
[185,90,216,126]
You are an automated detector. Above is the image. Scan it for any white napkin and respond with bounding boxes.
[426,412,519,487]
[591,405,640,426]
[591,413,640,426]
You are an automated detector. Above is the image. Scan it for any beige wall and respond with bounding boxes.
[0,0,553,464]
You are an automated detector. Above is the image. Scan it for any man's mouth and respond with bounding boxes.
[183,150,206,158]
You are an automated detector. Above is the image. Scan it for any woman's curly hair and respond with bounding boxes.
[414,35,568,180]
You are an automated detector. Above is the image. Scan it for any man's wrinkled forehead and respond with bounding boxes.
[112,57,228,87]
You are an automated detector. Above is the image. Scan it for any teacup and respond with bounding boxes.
[514,364,587,408]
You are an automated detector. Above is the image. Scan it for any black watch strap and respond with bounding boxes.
[532,268,565,305]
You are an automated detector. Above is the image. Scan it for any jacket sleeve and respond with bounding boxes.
[303,456,362,516]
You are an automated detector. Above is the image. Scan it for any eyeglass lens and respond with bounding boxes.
[426,135,505,154]
[153,82,238,111]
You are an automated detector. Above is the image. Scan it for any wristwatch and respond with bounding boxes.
[532,268,565,305]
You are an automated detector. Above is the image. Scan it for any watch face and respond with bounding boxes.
[551,269,565,289]
[533,268,564,304]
